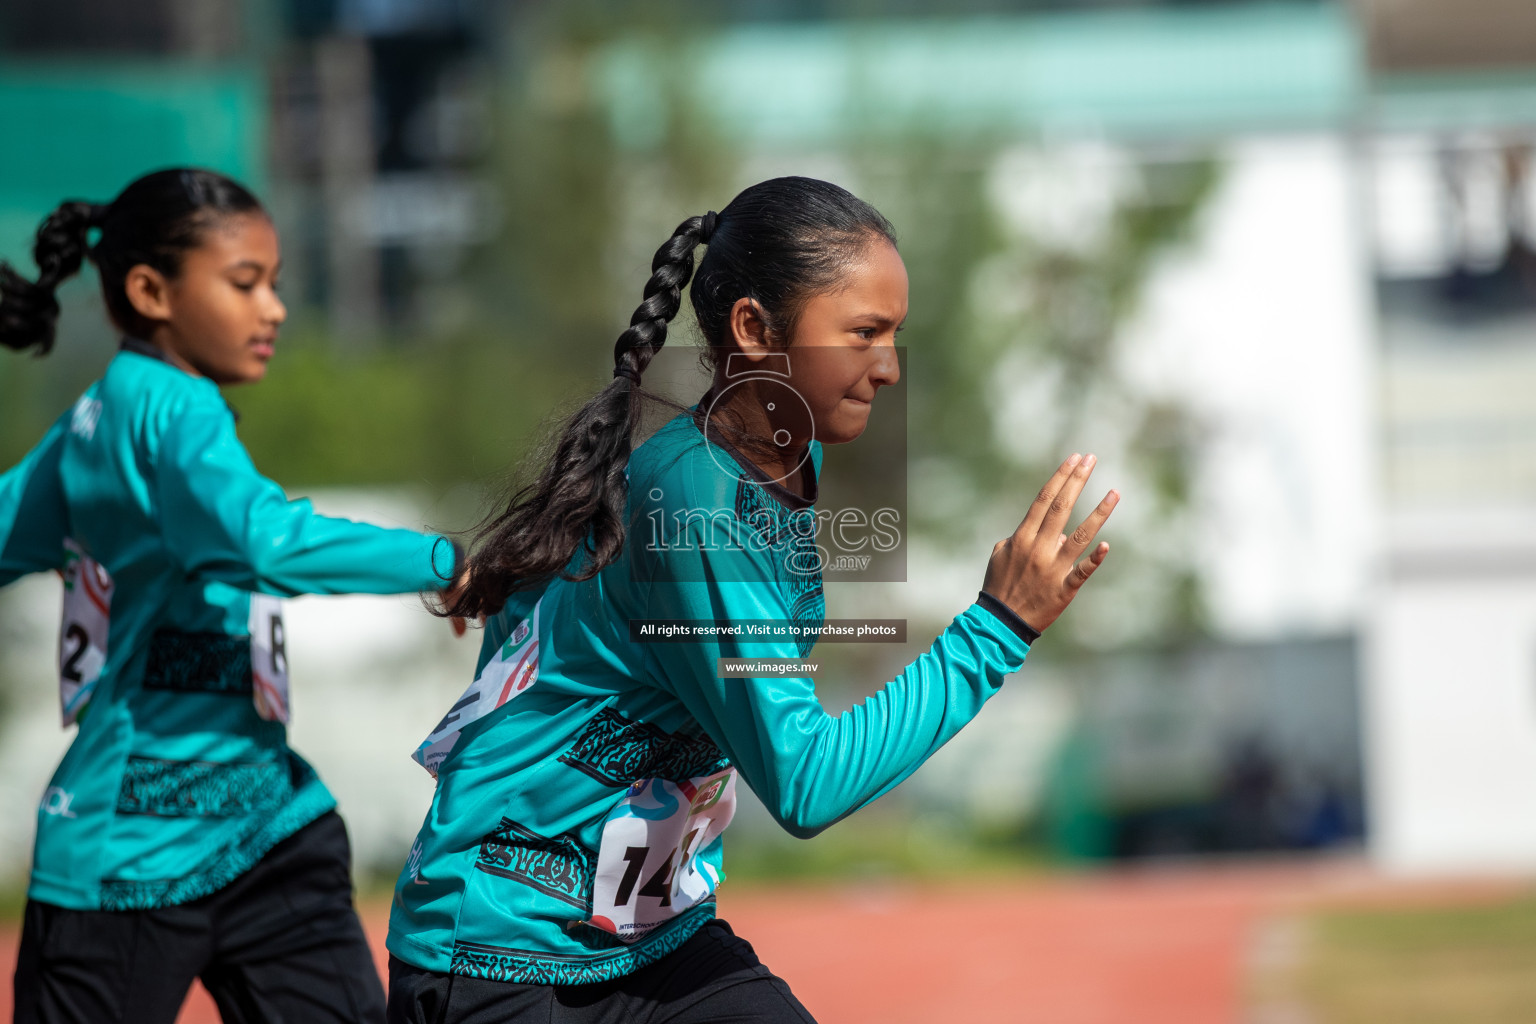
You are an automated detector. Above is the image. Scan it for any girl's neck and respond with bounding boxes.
[142,327,203,379]
[702,377,813,500]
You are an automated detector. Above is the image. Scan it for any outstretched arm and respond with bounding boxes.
[156,402,459,597]
[648,572,1033,838]
[646,454,1117,838]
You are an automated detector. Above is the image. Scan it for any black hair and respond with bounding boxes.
[0,168,264,355]
[450,175,896,618]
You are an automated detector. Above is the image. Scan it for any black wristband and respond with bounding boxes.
[975,591,1042,646]
[431,535,466,586]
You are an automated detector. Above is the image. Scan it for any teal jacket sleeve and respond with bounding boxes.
[641,533,1031,840]
[156,400,457,597]
[0,415,69,587]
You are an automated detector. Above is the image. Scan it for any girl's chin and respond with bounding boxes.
[219,363,269,386]
[821,413,871,445]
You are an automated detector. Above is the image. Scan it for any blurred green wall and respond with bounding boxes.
[0,62,266,267]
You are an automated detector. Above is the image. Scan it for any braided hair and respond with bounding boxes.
[0,202,105,354]
[0,169,263,355]
[451,176,895,618]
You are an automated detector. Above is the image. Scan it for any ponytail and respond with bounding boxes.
[0,169,263,357]
[448,213,715,618]
[0,201,105,355]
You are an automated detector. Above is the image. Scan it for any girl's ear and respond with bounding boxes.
[727,297,773,358]
[123,264,173,325]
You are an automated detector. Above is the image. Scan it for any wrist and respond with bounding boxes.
[976,590,1042,646]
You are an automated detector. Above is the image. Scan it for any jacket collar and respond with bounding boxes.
[118,337,241,421]
[119,336,171,364]
[699,415,818,512]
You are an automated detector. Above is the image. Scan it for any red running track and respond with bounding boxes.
[0,859,1511,1023]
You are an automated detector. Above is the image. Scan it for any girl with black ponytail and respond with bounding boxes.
[389,176,1120,1023]
[0,169,467,1023]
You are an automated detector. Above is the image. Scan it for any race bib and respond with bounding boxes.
[586,768,736,943]
[249,593,291,723]
[413,599,542,776]
[59,540,113,726]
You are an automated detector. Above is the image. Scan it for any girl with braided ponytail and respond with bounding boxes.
[389,176,1119,1023]
[0,168,467,1023]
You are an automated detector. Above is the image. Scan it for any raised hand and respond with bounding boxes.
[981,453,1119,634]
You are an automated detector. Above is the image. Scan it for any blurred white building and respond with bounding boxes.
[1363,129,1536,872]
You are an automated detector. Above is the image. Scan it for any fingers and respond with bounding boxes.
[1064,542,1109,592]
[1038,453,1096,543]
[1064,489,1120,559]
[1017,453,1082,540]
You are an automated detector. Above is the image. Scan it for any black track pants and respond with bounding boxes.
[386,919,815,1024]
[14,811,385,1024]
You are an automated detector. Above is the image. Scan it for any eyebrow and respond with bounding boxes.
[224,260,269,274]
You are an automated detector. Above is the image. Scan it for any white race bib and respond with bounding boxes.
[586,768,736,943]
[249,593,291,723]
[413,599,542,776]
[59,540,113,726]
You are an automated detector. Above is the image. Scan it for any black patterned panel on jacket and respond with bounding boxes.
[142,630,252,695]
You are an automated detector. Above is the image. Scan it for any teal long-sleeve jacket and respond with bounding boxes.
[0,340,458,911]
[386,412,1036,986]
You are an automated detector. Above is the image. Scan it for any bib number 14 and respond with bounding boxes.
[587,769,736,943]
